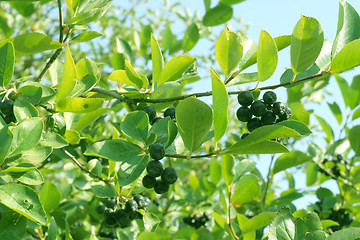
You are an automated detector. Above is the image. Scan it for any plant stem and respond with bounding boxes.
[91,72,330,104]
[62,149,111,183]
[262,154,275,203]
[57,0,63,42]
[35,48,64,82]
[228,185,239,240]
[165,151,219,159]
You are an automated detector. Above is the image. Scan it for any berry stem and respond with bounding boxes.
[228,185,239,240]
[165,150,220,159]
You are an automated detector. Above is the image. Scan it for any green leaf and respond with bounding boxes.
[203,4,233,27]
[176,98,213,153]
[215,28,243,77]
[4,163,44,185]
[121,111,149,143]
[211,67,228,143]
[257,30,278,82]
[268,208,296,240]
[118,154,149,186]
[70,74,98,97]
[10,118,43,156]
[55,97,104,113]
[0,211,27,239]
[291,15,324,74]
[234,159,256,182]
[71,31,103,42]
[209,158,222,185]
[0,127,12,165]
[220,0,245,5]
[108,69,139,88]
[115,38,133,62]
[3,32,63,56]
[148,117,178,148]
[241,212,276,233]
[182,23,200,52]
[18,85,42,105]
[273,151,312,174]
[124,60,148,89]
[332,2,360,57]
[353,107,360,121]
[320,220,339,228]
[315,115,334,142]
[76,57,101,79]
[68,3,111,25]
[327,228,360,240]
[39,181,61,213]
[48,59,63,86]
[305,231,326,240]
[349,125,360,154]
[335,74,352,108]
[221,154,235,187]
[14,100,39,122]
[158,55,196,85]
[0,183,46,224]
[64,129,80,144]
[40,133,68,149]
[56,44,77,101]
[48,217,58,240]
[150,82,182,110]
[228,72,258,85]
[74,108,108,131]
[276,120,312,136]
[18,146,52,164]
[143,212,161,232]
[223,140,289,155]
[328,102,342,125]
[0,42,14,87]
[232,174,260,205]
[151,34,164,85]
[84,139,142,162]
[331,39,360,73]
[90,181,116,198]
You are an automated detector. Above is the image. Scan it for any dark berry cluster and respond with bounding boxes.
[319,155,349,178]
[0,99,16,124]
[236,91,291,134]
[96,195,151,230]
[328,208,353,231]
[183,213,210,229]
[142,143,178,194]
[142,105,176,125]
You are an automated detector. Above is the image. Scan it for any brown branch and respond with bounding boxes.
[62,149,111,183]
[91,71,330,104]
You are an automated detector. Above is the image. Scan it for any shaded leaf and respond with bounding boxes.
[203,4,233,27]
[273,151,312,174]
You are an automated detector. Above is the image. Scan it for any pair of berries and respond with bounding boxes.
[142,106,176,125]
[183,213,210,229]
[142,143,178,194]
[236,91,292,133]
[320,156,349,178]
[0,99,16,124]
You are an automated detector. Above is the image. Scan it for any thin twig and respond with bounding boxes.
[262,154,276,203]
[165,151,219,159]
[57,0,63,42]
[35,46,64,82]
[91,71,330,104]
[62,149,111,183]
[34,229,44,240]
[228,185,239,240]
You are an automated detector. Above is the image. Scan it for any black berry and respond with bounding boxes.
[278,106,292,121]
[154,180,170,194]
[105,208,114,217]
[237,91,254,106]
[161,167,178,184]
[134,195,145,209]
[149,143,165,160]
[263,91,277,105]
[147,160,164,177]
[250,100,267,117]
[105,199,116,209]
[152,117,162,125]
[4,114,16,124]
[164,107,176,120]
[96,204,106,214]
[142,106,156,123]
[247,118,263,132]
[261,111,277,125]
[236,107,252,122]
[114,209,130,228]
[125,200,138,213]
[0,100,14,115]
[142,175,156,188]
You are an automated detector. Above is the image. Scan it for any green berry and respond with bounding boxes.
[104,214,117,226]
[161,167,178,184]
[263,91,277,105]
[147,160,164,177]
[154,180,170,194]
[105,199,116,208]
[247,118,262,132]
[149,143,165,160]
[250,100,267,117]
[278,106,292,121]
[96,204,106,214]
[272,102,286,116]
[125,200,138,213]
[4,114,16,124]
[142,106,156,123]
[164,107,176,120]
[0,100,14,115]
[237,91,254,106]
[134,195,145,209]
[236,107,252,122]
[261,111,277,125]
[142,175,156,188]
[241,132,250,139]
